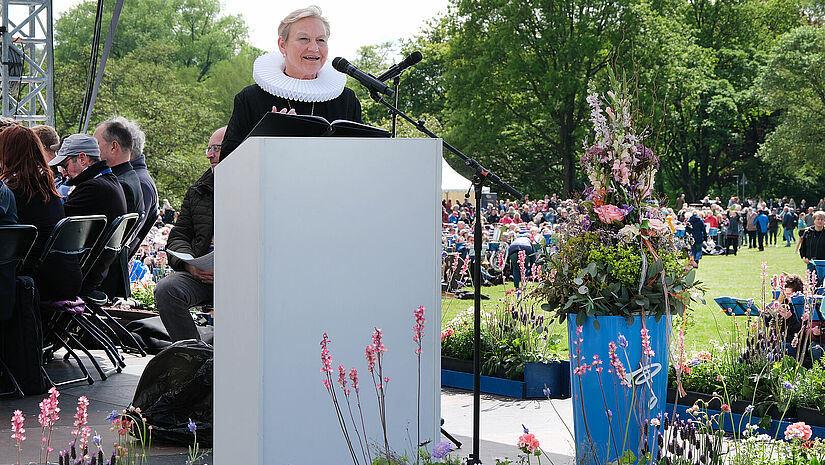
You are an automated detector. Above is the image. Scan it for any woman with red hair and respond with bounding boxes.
[0,125,81,300]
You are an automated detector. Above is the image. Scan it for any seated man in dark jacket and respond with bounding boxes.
[49,133,127,295]
[94,119,147,298]
[155,126,225,341]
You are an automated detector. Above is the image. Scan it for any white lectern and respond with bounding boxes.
[214,137,442,465]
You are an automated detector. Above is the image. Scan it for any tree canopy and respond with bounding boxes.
[51,0,825,205]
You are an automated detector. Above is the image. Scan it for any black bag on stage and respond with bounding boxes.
[131,340,213,446]
[0,276,48,395]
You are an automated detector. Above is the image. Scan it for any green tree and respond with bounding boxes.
[757,26,825,175]
[92,42,223,204]
[439,0,632,197]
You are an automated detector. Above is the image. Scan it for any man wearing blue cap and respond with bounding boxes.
[49,133,127,295]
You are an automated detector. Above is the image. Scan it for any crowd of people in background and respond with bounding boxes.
[440,193,825,289]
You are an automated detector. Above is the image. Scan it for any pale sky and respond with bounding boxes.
[54,1,451,60]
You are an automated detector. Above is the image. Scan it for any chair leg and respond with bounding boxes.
[51,324,107,381]
[74,312,124,365]
[85,311,130,364]
[0,357,25,398]
[70,314,123,373]
[90,306,147,356]
[41,311,94,386]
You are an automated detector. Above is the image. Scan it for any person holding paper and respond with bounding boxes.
[220,5,362,159]
[154,127,225,341]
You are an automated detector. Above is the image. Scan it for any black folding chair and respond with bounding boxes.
[0,225,38,397]
[37,215,107,386]
[81,213,148,357]
[64,213,141,376]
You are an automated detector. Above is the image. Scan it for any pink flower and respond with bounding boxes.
[640,327,655,358]
[11,409,25,442]
[372,328,386,353]
[609,342,630,387]
[349,368,359,394]
[337,365,347,392]
[72,396,89,431]
[517,433,540,453]
[38,387,61,428]
[441,328,454,342]
[721,404,731,413]
[518,250,527,284]
[320,333,333,374]
[413,306,426,354]
[785,422,813,441]
[646,218,670,236]
[593,204,625,224]
[365,345,376,373]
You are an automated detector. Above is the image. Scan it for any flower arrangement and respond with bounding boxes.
[441,289,565,381]
[537,71,702,325]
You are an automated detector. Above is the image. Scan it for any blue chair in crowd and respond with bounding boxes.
[713,296,761,316]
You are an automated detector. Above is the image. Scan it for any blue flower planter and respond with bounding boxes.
[567,314,670,465]
[440,358,571,399]
[525,361,570,398]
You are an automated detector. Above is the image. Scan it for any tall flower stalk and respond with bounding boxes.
[412,305,426,461]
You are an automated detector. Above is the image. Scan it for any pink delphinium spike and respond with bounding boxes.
[459,257,469,279]
[518,250,527,285]
[372,328,386,353]
[640,327,655,358]
[349,368,359,394]
[11,409,26,442]
[38,387,60,462]
[592,354,603,373]
[365,345,376,373]
[11,409,25,465]
[320,333,333,374]
[413,306,426,354]
[609,342,630,387]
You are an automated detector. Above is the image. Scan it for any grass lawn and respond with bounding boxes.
[440,232,808,353]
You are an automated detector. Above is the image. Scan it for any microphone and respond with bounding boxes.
[376,51,423,82]
[332,57,395,98]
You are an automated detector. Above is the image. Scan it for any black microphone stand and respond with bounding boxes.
[370,91,522,465]
[391,76,400,137]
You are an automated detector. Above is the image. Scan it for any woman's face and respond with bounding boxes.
[278,17,328,80]
[784,286,795,298]
[815,215,825,230]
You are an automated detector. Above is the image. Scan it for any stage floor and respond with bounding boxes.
[1,351,575,464]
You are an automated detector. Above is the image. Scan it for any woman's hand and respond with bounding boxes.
[272,106,297,115]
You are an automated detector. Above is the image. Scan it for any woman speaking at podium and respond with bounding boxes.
[220,5,363,160]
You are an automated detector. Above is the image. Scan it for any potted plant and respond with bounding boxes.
[536,71,702,465]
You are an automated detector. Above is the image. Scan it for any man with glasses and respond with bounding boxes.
[49,134,127,295]
[155,126,225,341]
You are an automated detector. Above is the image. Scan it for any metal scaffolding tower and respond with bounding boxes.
[0,0,53,126]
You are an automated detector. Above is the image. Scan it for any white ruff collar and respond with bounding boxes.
[253,51,346,102]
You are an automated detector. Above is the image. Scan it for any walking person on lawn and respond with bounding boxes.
[755,209,769,251]
[800,211,825,286]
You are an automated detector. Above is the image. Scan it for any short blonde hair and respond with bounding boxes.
[278,5,330,41]
[813,210,825,221]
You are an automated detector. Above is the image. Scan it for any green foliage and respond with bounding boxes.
[757,26,825,175]
[130,281,156,311]
[53,0,248,206]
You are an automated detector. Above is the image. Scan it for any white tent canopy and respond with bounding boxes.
[441,157,490,193]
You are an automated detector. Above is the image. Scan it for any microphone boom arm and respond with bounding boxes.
[368,91,522,199]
